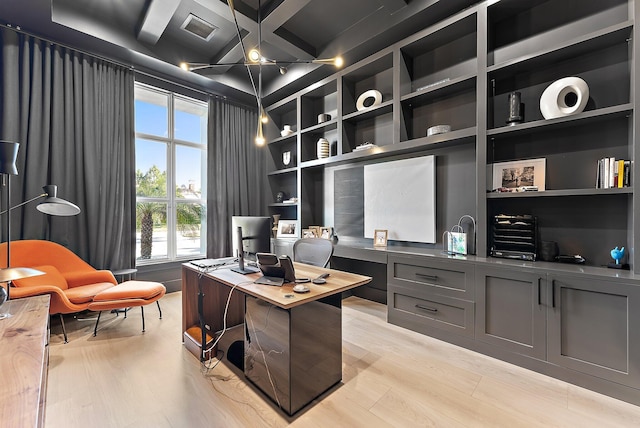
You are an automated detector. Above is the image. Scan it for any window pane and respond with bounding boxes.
[174,97,207,144]
[136,202,168,260]
[176,202,206,257]
[175,145,206,198]
[136,139,167,197]
[135,86,169,137]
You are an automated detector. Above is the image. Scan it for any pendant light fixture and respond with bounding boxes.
[180,0,344,146]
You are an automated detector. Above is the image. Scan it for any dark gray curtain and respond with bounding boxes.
[207,97,266,258]
[0,27,135,270]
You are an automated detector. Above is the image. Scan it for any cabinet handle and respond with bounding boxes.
[551,279,556,308]
[537,277,541,305]
[415,304,438,313]
[416,273,438,282]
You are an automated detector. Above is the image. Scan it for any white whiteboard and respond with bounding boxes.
[364,155,436,243]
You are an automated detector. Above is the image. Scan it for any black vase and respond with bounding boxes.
[506,91,523,125]
[540,241,559,262]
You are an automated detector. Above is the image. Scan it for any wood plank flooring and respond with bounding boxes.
[45,292,640,427]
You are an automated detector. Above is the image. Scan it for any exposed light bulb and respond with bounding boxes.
[334,56,344,68]
[260,107,268,124]
[255,121,266,146]
[248,49,261,63]
[179,62,190,71]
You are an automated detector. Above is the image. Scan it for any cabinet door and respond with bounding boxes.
[475,266,546,360]
[548,275,640,388]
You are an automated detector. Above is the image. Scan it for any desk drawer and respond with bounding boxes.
[388,254,474,299]
[388,285,474,337]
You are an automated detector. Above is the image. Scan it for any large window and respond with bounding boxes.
[134,83,207,263]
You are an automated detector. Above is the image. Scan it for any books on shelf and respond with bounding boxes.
[596,157,631,189]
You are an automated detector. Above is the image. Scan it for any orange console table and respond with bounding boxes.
[0,295,50,428]
[182,261,371,415]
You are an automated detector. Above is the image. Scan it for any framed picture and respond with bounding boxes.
[320,226,333,239]
[308,226,321,237]
[302,228,317,238]
[374,229,388,247]
[492,158,546,191]
[277,220,298,238]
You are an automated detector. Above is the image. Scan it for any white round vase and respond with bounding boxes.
[539,76,589,119]
[317,138,330,159]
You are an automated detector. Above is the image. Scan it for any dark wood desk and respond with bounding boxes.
[0,295,50,428]
[181,262,371,415]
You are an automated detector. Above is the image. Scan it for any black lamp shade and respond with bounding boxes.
[0,141,19,175]
[36,185,81,216]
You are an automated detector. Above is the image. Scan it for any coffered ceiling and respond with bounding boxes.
[0,0,477,105]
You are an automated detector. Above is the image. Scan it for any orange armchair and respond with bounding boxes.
[0,240,117,342]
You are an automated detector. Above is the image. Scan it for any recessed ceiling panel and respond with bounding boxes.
[276,0,384,51]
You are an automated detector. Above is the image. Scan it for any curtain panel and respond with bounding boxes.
[0,27,136,270]
[207,98,266,258]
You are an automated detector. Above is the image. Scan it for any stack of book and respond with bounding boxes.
[596,157,631,189]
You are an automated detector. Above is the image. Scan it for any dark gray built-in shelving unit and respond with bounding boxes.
[264,0,640,406]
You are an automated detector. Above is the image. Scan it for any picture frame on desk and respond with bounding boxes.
[302,228,317,238]
[320,226,333,239]
[374,229,388,247]
[277,220,298,238]
[308,226,321,237]
[492,158,546,191]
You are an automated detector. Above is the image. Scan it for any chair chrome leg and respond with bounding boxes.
[93,311,102,337]
[157,301,162,319]
[59,314,68,343]
[141,306,146,332]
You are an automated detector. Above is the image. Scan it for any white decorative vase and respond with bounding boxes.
[317,138,330,159]
[356,89,383,111]
[539,77,589,119]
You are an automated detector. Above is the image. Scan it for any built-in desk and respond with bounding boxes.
[0,295,50,428]
[181,262,371,415]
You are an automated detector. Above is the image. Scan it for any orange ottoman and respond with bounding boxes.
[88,280,166,336]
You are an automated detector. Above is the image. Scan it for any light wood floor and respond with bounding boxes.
[46,292,640,427]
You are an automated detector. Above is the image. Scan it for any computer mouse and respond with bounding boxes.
[293,284,310,293]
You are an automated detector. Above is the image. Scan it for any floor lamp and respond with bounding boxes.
[0,140,81,319]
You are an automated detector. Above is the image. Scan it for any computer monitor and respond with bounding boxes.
[230,216,271,274]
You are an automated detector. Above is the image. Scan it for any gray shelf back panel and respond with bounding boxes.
[402,88,476,141]
[487,193,629,267]
[489,116,630,190]
[488,42,630,129]
[488,0,629,66]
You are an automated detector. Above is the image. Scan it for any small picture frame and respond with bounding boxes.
[320,226,333,239]
[277,220,298,238]
[302,228,317,238]
[308,226,321,237]
[374,229,388,247]
[492,158,546,191]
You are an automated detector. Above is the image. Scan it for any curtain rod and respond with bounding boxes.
[0,23,254,109]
